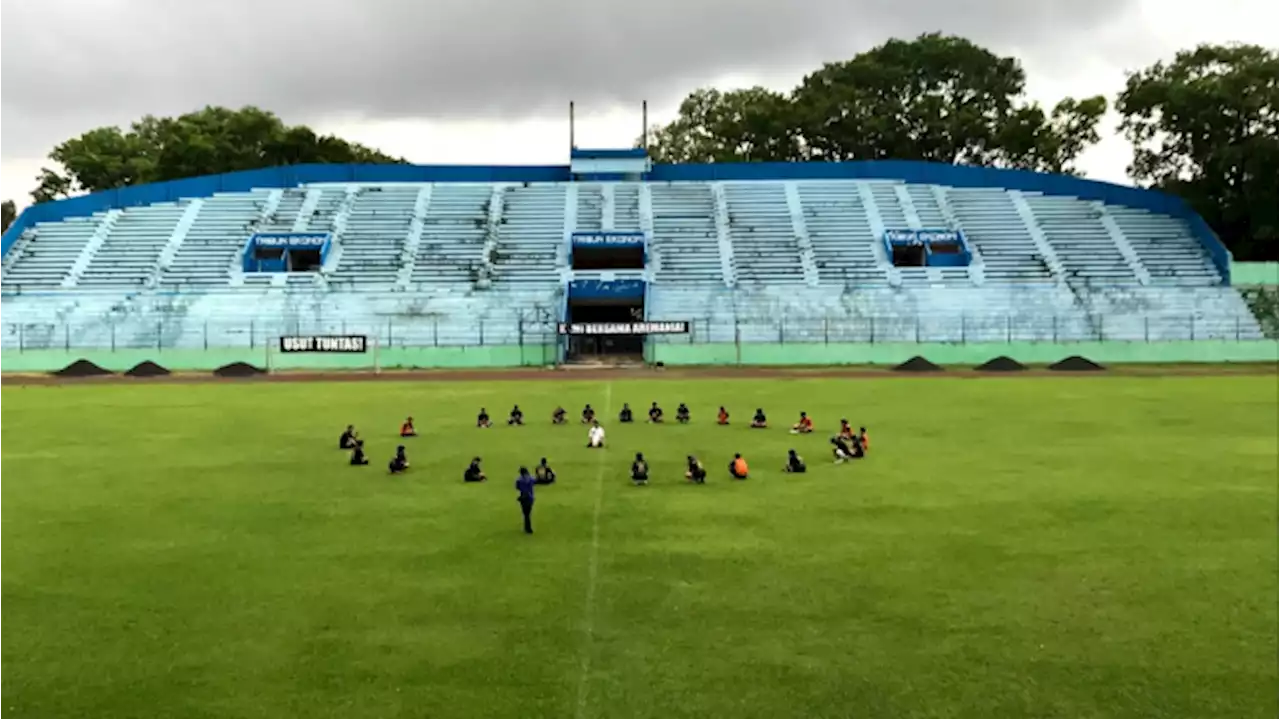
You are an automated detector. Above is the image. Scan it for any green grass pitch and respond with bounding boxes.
[3,374,1276,719]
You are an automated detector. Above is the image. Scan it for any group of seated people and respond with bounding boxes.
[628,449,809,485]
[341,425,412,473]
[338,404,870,482]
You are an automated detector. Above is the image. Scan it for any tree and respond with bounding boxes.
[646,34,1106,174]
[32,106,403,204]
[1,200,15,232]
[1117,43,1278,261]
[644,88,802,163]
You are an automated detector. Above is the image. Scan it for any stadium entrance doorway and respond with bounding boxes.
[563,302,646,361]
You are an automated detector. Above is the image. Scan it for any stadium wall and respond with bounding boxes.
[1,161,1232,282]
[1231,262,1279,286]
[3,341,1273,374]
[650,341,1279,366]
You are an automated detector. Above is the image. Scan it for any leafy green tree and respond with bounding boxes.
[32,106,403,204]
[645,88,801,163]
[1117,43,1278,261]
[647,34,1106,174]
[1,200,15,232]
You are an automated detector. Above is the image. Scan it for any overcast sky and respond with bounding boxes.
[1,0,1275,209]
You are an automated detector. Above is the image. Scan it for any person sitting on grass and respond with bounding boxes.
[619,403,634,423]
[400,417,418,438]
[631,452,650,486]
[534,457,556,485]
[648,402,664,423]
[790,412,814,435]
[349,439,369,466]
[685,455,707,484]
[717,406,730,425]
[463,457,487,483]
[508,405,524,426]
[784,449,806,473]
[857,427,870,454]
[477,407,493,429]
[552,406,567,425]
[389,445,409,474]
[339,425,358,449]
[728,453,749,480]
[587,421,606,449]
[676,403,691,424]
[832,435,859,464]
[582,404,596,424]
[839,419,854,440]
[751,408,768,429]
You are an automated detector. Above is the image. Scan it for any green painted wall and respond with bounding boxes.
[1232,262,1279,286]
[651,341,1279,366]
[1,345,557,373]
[4,340,1275,374]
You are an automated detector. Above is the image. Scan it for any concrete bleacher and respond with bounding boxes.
[1020,193,1137,287]
[331,185,415,289]
[723,182,806,286]
[2,177,1266,351]
[410,184,489,288]
[648,183,724,285]
[798,182,890,287]
[493,184,562,291]
[159,191,269,289]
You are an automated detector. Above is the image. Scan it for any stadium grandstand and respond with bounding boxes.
[0,146,1266,366]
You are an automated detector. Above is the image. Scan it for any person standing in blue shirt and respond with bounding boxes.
[515,467,536,534]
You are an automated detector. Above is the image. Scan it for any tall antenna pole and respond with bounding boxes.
[641,100,648,150]
[569,101,576,150]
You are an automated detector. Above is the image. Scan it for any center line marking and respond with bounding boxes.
[574,380,611,719]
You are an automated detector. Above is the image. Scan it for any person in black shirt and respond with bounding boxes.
[751,408,768,429]
[619,403,634,423]
[464,457,486,483]
[685,455,706,484]
[581,404,595,424]
[832,435,855,463]
[339,425,357,449]
[534,457,556,485]
[784,449,806,473]
[552,406,567,425]
[477,408,493,428]
[648,402,664,423]
[508,405,524,426]
[515,467,536,534]
[389,445,409,474]
[676,403,691,424]
[349,439,369,465]
[631,452,650,486]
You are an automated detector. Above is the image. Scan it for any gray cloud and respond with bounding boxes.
[2,0,1138,159]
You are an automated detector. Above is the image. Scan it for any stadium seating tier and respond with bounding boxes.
[2,179,1262,350]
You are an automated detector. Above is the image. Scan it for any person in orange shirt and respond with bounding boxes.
[400,417,417,437]
[717,406,730,425]
[728,453,749,480]
[790,412,814,435]
[839,419,854,440]
[857,427,870,454]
